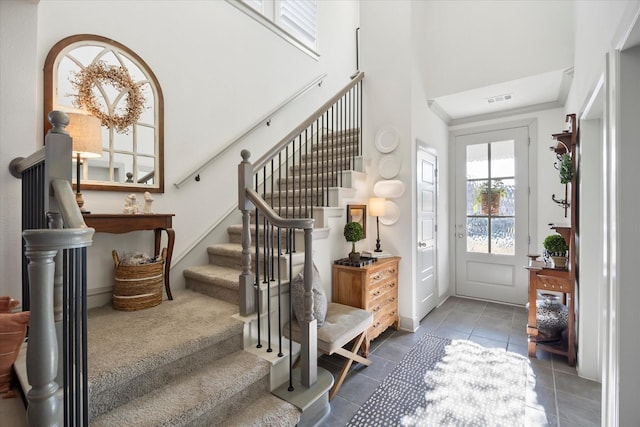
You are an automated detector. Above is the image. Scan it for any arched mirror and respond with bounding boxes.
[44,34,164,192]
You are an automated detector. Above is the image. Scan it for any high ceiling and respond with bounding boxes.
[414,1,575,125]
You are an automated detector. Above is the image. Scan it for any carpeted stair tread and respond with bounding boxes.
[90,350,276,427]
[87,289,242,396]
[221,393,301,427]
[207,242,244,257]
[183,264,241,290]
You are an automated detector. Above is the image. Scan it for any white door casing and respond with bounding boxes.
[454,126,530,305]
[417,144,437,320]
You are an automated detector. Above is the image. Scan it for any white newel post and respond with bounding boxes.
[300,227,317,387]
[48,212,65,391]
[23,240,60,427]
[238,149,256,317]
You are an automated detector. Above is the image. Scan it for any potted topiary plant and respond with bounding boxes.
[344,221,364,263]
[474,180,507,215]
[543,234,569,269]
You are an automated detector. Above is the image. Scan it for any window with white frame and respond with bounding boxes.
[238,0,317,54]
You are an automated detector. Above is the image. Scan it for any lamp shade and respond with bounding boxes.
[67,113,102,159]
[369,197,386,217]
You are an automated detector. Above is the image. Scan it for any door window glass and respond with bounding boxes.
[466,140,516,254]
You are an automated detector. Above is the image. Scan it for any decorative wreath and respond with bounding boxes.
[71,61,145,133]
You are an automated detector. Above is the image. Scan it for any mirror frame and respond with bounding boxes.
[43,34,165,193]
[346,204,367,238]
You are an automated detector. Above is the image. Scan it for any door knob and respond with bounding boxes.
[418,242,427,248]
[457,233,464,238]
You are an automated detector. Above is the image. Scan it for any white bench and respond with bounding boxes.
[285,302,373,400]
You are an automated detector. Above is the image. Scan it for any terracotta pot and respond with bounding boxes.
[480,192,501,215]
[348,252,361,263]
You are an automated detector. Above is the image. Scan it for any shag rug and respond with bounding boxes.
[347,334,528,426]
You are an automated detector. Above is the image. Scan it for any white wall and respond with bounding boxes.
[359,1,450,330]
[0,0,39,307]
[418,1,574,100]
[0,0,360,305]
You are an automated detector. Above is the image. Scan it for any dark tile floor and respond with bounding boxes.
[318,296,601,427]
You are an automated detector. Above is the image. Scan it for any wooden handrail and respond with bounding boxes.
[245,188,314,230]
[253,71,364,171]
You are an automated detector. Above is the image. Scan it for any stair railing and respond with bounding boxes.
[251,71,364,222]
[237,72,364,392]
[10,111,94,427]
[239,150,317,389]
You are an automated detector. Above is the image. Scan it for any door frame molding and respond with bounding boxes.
[449,118,537,300]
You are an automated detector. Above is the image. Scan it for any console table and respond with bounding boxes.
[83,213,175,300]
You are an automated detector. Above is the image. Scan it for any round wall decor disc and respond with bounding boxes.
[380,201,400,225]
[379,154,401,179]
[375,127,400,153]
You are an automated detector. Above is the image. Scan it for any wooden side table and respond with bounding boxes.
[331,256,400,357]
[83,213,175,300]
[525,257,575,366]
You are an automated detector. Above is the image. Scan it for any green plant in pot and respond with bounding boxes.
[543,234,569,269]
[474,180,507,215]
[344,221,364,263]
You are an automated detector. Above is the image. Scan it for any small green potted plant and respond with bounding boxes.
[543,234,569,269]
[344,221,364,263]
[474,180,507,215]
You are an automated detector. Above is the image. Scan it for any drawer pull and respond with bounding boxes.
[372,274,381,280]
[372,306,381,313]
[373,290,381,297]
[389,282,396,288]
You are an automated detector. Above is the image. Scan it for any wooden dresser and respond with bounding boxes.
[331,256,400,356]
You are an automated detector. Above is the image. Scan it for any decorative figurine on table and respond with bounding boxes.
[123,193,139,214]
[143,191,154,214]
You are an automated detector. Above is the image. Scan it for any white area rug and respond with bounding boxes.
[347,334,527,426]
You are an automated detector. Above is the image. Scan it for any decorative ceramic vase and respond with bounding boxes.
[535,293,568,338]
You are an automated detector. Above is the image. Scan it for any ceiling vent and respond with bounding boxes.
[487,94,512,104]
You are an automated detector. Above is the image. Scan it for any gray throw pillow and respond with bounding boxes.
[290,263,327,327]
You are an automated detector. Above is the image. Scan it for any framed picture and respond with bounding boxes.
[346,204,366,238]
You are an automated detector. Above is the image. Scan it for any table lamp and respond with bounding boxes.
[67,112,102,213]
[369,197,386,252]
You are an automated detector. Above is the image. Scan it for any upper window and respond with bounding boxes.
[44,34,164,193]
[235,0,318,56]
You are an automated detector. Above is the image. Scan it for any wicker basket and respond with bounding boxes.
[112,248,166,311]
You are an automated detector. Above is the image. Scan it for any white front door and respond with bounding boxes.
[454,127,529,304]
[417,145,437,320]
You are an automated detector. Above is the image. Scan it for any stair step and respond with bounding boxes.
[262,192,327,208]
[91,350,299,426]
[184,264,242,305]
[221,393,301,427]
[87,289,244,419]
[276,172,346,187]
[289,158,355,174]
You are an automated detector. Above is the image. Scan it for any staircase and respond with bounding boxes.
[81,128,365,426]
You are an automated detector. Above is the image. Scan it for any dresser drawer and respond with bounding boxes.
[368,280,397,303]
[368,306,398,340]
[368,264,398,286]
[536,274,573,293]
[369,292,397,317]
